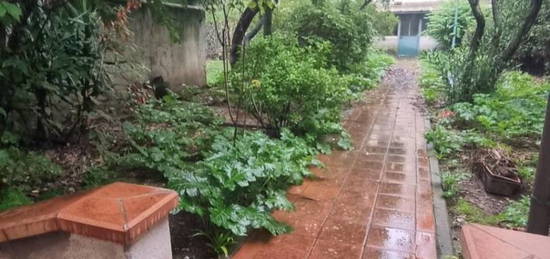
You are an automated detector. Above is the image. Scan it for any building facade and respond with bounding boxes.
[375,0,441,56]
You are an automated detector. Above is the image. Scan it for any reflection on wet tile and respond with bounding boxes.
[309,239,363,259]
[365,146,388,154]
[379,183,416,198]
[388,148,407,155]
[415,231,437,259]
[366,226,415,252]
[376,194,415,212]
[363,247,415,259]
[318,218,367,244]
[385,171,416,185]
[372,208,415,230]
[387,155,407,163]
[349,168,382,181]
[385,162,405,171]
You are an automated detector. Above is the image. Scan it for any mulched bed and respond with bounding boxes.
[170,212,216,259]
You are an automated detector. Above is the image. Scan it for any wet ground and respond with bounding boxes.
[232,60,437,258]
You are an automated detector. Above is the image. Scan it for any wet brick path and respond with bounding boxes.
[233,61,437,259]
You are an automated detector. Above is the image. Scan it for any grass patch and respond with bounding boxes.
[452,199,504,225]
[0,188,32,212]
[206,60,224,86]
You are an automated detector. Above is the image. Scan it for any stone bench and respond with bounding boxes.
[0,182,178,259]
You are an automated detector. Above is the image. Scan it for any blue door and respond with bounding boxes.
[398,36,419,56]
[398,13,422,57]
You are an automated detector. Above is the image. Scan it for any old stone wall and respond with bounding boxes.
[129,4,207,90]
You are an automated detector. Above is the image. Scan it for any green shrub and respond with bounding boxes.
[168,129,316,238]
[121,94,222,169]
[0,132,61,194]
[423,48,499,103]
[441,171,469,200]
[500,196,530,228]
[451,72,550,140]
[231,35,352,146]
[0,3,108,141]
[419,57,446,104]
[515,0,550,74]
[285,3,373,72]
[0,188,32,212]
[426,0,475,50]
[425,125,463,159]
[121,97,321,255]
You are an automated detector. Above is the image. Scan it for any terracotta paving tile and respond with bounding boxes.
[348,169,383,181]
[379,182,417,198]
[301,181,340,201]
[318,217,368,245]
[375,195,415,213]
[418,167,430,179]
[415,231,437,259]
[384,171,417,185]
[362,246,415,259]
[372,209,415,230]
[308,239,363,259]
[366,226,415,253]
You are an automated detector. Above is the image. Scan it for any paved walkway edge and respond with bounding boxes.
[425,118,455,258]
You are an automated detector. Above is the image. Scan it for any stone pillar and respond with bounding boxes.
[0,182,179,259]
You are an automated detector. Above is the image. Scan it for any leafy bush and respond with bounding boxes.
[451,72,550,140]
[0,3,108,141]
[426,0,474,50]
[425,125,463,159]
[121,97,320,255]
[419,57,446,104]
[500,196,530,228]
[168,129,316,237]
[0,188,32,212]
[231,35,352,145]
[122,94,222,168]
[285,3,373,72]
[441,171,469,200]
[515,0,550,74]
[423,48,499,103]
[0,132,61,194]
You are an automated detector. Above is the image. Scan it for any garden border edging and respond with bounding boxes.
[425,118,455,258]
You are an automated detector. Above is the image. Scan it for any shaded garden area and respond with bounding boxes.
[0,0,395,257]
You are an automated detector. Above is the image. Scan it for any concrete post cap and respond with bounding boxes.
[0,182,179,245]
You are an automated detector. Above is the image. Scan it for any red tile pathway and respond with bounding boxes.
[233,61,437,259]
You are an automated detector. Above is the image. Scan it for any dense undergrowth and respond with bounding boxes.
[421,57,549,229]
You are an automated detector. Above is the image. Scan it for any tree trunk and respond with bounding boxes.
[230,7,259,65]
[499,0,543,63]
[467,0,485,59]
[263,8,273,36]
[244,15,265,44]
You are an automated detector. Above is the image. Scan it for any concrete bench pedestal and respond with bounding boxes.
[0,182,179,259]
